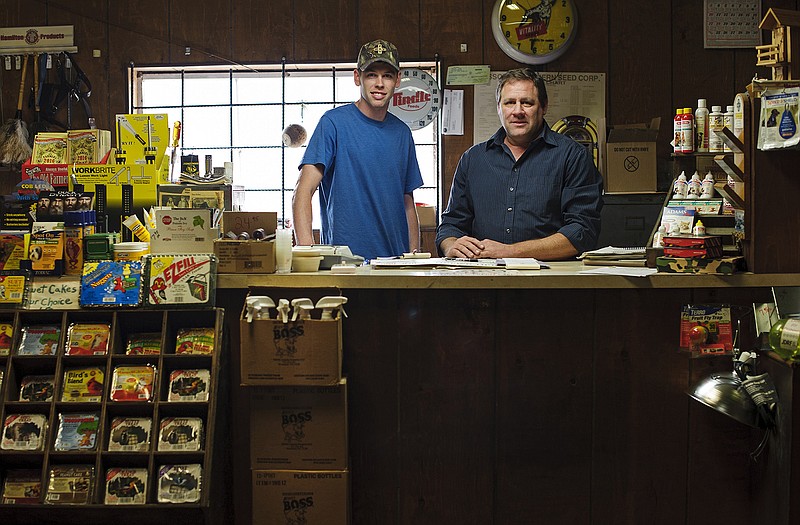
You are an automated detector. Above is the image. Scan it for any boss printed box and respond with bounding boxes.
[240,288,342,386]
[250,378,348,469]
[252,470,350,525]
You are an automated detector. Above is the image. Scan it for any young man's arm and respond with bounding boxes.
[404,193,420,252]
[292,164,324,245]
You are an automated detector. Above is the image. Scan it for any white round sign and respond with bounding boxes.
[389,68,441,130]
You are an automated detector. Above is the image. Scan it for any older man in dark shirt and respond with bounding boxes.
[436,68,603,261]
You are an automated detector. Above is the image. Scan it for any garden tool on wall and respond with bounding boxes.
[28,53,50,145]
[0,54,32,166]
[39,52,92,130]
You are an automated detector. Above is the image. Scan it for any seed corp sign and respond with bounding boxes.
[389,68,441,130]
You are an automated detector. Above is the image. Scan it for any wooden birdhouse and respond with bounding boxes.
[756,8,800,80]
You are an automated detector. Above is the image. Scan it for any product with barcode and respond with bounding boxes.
[158,417,203,451]
[79,260,143,307]
[168,369,210,402]
[44,464,95,504]
[144,254,217,307]
[61,367,104,402]
[104,467,148,505]
[125,332,161,355]
[16,325,61,355]
[108,416,152,452]
[157,464,201,503]
[1,469,42,504]
[19,375,55,402]
[1,414,48,451]
[65,323,110,356]
[53,412,100,451]
[109,365,156,402]
[174,327,214,355]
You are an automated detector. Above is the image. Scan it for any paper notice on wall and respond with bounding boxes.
[473,71,606,145]
[442,90,464,136]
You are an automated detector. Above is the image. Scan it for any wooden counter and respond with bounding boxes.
[218,266,799,525]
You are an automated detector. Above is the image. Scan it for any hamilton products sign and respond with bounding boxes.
[0,26,74,52]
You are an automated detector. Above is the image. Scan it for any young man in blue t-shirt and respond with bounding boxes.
[292,39,423,261]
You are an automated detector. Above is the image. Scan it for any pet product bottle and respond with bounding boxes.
[709,105,724,153]
[673,108,683,153]
[723,105,734,152]
[695,99,709,152]
[681,107,695,153]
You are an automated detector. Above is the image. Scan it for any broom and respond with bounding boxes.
[0,54,32,166]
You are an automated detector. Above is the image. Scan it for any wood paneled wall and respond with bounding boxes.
[1,0,797,204]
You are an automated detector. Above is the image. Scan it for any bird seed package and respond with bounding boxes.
[0,322,13,355]
[61,367,104,402]
[109,365,156,402]
[125,332,162,355]
[2,469,42,504]
[758,87,800,150]
[168,369,210,402]
[79,260,142,307]
[157,464,202,503]
[144,254,216,307]
[65,323,110,356]
[105,467,148,505]
[44,464,95,504]
[158,417,203,451]
[1,414,48,451]
[19,375,55,402]
[53,412,100,451]
[16,324,61,355]
[175,327,214,355]
[108,416,152,452]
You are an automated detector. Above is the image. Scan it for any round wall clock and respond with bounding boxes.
[388,68,441,130]
[491,0,578,65]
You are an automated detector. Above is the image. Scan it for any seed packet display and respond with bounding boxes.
[2,469,42,504]
[109,365,156,402]
[0,322,12,355]
[168,369,210,402]
[44,464,94,504]
[16,325,61,355]
[158,417,203,451]
[157,464,202,503]
[105,467,148,505]
[126,332,161,355]
[54,413,100,451]
[61,367,104,402]
[145,254,216,307]
[19,375,55,402]
[65,323,110,356]
[108,416,152,452]
[79,260,142,307]
[174,327,214,355]
[1,414,47,451]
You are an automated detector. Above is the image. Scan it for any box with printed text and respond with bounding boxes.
[604,117,660,193]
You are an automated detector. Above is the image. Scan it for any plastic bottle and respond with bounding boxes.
[700,172,715,199]
[681,107,695,153]
[686,171,702,199]
[652,224,667,248]
[695,99,709,152]
[722,105,734,152]
[709,105,724,153]
[769,317,800,360]
[673,108,683,153]
[692,219,705,236]
[672,171,688,199]
[275,228,293,274]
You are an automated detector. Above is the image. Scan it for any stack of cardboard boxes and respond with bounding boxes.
[240,287,350,524]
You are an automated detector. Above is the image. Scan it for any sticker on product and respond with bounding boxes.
[158,417,203,451]
[168,369,210,402]
[157,464,202,503]
[108,417,152,452]
[53,412,100,451]
[145,254,216,307]
[105,468,148,505]
[1,414,48,451]
[45,464,95,504]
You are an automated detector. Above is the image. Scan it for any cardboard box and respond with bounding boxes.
[605,117,660,193]
[239,291,342,386]
[150,208,215,254]
[250,378,348,469]
[214,212,278,274]
[416,203,437,228]
[21,161,69,187]
[252,469,350,525]
[116,114,169,167]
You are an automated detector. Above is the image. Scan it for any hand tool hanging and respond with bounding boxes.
[0,54,33,166]
[39,52,92,130]
[28,53,49,145]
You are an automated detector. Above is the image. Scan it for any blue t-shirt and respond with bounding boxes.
[300,103,423,260]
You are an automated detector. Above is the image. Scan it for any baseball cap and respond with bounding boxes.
[357,40,399,71]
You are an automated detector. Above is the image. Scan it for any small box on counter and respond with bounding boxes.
[656,255,745,274]
[214,211,278,274]
[604,117,660,193]
[250,378,348,469]
[252,469,350,525]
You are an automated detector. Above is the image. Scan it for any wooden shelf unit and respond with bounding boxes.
[0,307,227,525]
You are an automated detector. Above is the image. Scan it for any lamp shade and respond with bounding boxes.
[687,371,760,428]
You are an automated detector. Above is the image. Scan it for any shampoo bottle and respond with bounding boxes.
[695,99,709,152]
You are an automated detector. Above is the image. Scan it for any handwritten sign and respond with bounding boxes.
[28,277,81,310]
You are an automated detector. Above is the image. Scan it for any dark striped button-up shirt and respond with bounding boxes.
[436,123,603,255]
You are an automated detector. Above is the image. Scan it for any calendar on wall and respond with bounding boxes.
[704,0,762,48]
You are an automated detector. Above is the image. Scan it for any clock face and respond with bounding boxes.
[491,0,578,65]
[388,68,441,130]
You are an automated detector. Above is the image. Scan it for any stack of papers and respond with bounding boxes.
[578,246,647,267]
[371,257,547,270]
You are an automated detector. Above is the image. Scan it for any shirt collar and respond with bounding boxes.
[487,120,556,151]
